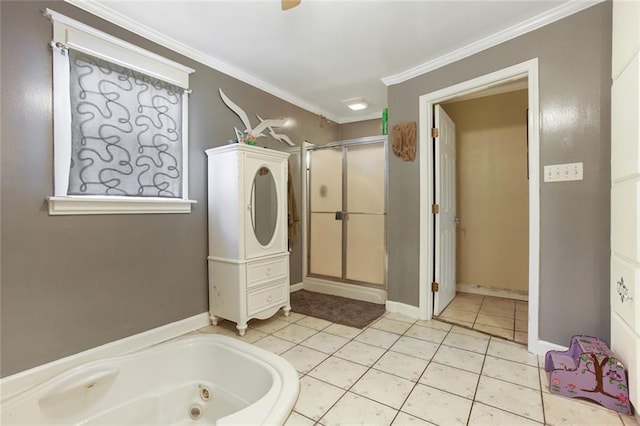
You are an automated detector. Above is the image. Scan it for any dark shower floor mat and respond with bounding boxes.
[289,289,385,329]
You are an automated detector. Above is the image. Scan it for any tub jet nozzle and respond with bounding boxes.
[199,385,211,402]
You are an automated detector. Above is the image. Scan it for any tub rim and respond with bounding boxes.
[1,334,300,425]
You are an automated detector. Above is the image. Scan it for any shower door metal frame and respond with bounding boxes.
[305,135,388,289]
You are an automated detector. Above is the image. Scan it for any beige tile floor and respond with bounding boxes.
[438,292,528,344]
[194,310,638,426]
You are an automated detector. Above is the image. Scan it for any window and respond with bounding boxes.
[45,9,196,215]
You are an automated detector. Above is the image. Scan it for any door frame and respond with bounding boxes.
[418,58,540,354]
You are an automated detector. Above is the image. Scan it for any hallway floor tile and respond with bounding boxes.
[438,291,528,344]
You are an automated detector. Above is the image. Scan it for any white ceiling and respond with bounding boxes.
[68,0,601,123]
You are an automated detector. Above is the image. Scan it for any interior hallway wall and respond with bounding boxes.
[387,3,611,345]
[443,90,529,293]
[0,0,337,377]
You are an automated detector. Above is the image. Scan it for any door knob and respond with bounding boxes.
[455,217,460,224]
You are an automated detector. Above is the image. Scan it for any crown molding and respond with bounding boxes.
[381,0,604,86]
[64,0,341,123]
[338,110,383,124]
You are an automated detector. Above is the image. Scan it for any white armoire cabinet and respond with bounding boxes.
[206,144,290,336]
[610,0,640,413]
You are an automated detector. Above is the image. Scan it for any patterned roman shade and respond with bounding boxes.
[67,49,184,198]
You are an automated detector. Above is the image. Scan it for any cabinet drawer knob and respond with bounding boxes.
[266,267,271,276]
[617,276,633,303]
[267,294,273,302]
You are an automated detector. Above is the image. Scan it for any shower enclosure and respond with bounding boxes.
[305,136,387,296]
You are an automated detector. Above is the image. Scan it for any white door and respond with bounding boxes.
[434,105,457,315]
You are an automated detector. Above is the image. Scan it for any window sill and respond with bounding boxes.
[46,196,196,215]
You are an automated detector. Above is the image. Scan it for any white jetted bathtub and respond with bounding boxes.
[1,334,299,425]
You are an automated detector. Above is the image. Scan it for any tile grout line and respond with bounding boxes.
[386,319,453,425]
[212,312,547,425]
[312,315,464,424]
[470,336,547,425]
[440,293,530,344]
[464,333,490,425]
[314,317,408,425]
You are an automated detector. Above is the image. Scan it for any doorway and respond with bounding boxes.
[302,136,388,303]
[418,59,540,354]
[435,86,529,343]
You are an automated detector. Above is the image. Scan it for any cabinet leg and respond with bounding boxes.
[283,305,291,317]
[210,315,219,326]
[236,323,248,337]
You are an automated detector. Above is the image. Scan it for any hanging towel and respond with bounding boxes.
[392,121,417,161]
[287,161,300,250]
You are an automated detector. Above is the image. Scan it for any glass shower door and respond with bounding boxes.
[308,141,386,287]
[309,148,343,278]
[345,143,385,285]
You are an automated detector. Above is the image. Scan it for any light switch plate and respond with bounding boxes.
[544,162,583,182]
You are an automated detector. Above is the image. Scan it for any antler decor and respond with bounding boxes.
[219,89,294,146]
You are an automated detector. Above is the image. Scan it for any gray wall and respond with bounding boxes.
[338,119,382,140]
[388,3,612,345]
[0,0,336,377]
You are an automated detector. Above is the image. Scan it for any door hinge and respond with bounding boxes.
[432,282,439,292]
[431,128,439,138]
[432,204,440,214]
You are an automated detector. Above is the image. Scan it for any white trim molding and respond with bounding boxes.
[339,110,384,124]
[63,0,342,124]
[385,300,422,320]
[537,340,569,357]
[47,196,197,215]
[457,283,528,301]
[303,277,387,305]
[418,59,540,355]
[0,313,210,400]
[45,8,193,88]
[382,1,603,86]
[45,9,196,215]
[65,0,601,123]
[290,282,304,292]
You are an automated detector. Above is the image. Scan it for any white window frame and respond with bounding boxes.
[44,9,196,215]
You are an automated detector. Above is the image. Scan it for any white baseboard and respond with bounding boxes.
[385,300,421,320]
[0,312,210,400]
[302,277,386,304]
[457,283,528,301]
[536,339,569,357]
[290,282,304,292]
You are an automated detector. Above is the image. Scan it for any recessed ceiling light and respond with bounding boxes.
[343,97,369,111]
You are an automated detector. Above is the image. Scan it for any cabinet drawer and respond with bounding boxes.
[611,52,639,180]
[611,313,640,410]
[612,179,640,263]
[247,280,288,315]
[246,256,288,288]
[611,255,640,331]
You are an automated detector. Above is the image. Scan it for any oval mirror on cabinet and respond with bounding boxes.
[250,166,278,246]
